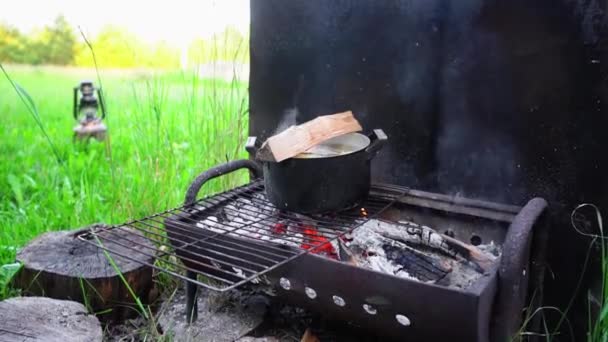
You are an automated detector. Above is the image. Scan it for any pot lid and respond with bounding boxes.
[295,132,370,159]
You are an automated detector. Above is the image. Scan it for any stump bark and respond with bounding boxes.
[0,296,102,342]
[13,224,155,322]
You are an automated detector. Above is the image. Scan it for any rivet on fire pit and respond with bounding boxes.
[363,304,377,315]
[305,287,317,299]
[332,295,346,307]
[279,277,291,290]
[396,314,411,327]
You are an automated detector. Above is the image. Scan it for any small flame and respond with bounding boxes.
[360,207,368,217]
[300,225,337,258]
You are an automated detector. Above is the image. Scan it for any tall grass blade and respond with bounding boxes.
[6,174,24,209]
[93,235,148,319]
[0,64,63,164]
[78,277,92,313]
[569,204,607,342]
[78,27,117,220]
[0,262,22,299]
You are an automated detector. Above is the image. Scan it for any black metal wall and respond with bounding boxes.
[249,0,608,339]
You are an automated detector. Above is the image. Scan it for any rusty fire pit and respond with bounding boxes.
[79,158,547,341]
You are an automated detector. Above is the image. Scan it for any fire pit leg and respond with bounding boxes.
[186,270,199,323]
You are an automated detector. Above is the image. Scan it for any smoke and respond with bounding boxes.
[271,70,307,136]
[572,0,604,45]
[273,107,298,135]
[431,0,526,204]
[433,120,525,204]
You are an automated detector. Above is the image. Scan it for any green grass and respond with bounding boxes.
[0,64,249,297]
[577,204,608,342]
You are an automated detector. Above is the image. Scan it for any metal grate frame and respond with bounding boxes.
[78,180,401,291]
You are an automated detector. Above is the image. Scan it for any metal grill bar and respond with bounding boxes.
[78,180,402,291]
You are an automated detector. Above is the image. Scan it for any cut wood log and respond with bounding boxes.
[439,233,495,273]
[372,219,495,272]
[0,296,102,342]
[257,111,362,162]
[337,239,360,266]
[381,238,453,275]
[343,225,452,281]
[13,224,155,322]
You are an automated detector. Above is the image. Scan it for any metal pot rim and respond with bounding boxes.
[293,132,370,159]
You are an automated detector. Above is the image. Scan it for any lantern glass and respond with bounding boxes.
[80,105,98,120]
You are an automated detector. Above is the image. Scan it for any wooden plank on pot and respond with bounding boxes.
[257,110,362,162]
[0,296,102,342]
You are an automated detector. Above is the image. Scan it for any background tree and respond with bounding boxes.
[75,25,143,68]
[0,15,77,65]
[1,16,247,68]
[41,15,77,65]
[0,23,27,63]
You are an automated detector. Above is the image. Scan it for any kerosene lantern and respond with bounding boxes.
[73,81,107,141]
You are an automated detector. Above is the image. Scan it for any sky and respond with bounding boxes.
[0,0,250,45]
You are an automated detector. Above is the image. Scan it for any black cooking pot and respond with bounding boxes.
[246,129,387,213]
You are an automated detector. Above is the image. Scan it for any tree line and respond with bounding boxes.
[0,15,248,68]
[1,15,77,65]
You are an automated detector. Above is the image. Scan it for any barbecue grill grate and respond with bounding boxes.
[78,180,403,291]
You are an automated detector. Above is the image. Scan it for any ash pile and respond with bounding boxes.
[342,219,500,289]
[196,195,501,290]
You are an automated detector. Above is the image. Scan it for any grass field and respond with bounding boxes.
[0,64,250,299]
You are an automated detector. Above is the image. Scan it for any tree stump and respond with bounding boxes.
[13,224,155,322]
[0,296,102,342]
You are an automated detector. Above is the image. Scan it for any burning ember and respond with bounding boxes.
[271,222,337,258]
[299,225,336,258]
[272,222,287,234]
[360,207,368,217]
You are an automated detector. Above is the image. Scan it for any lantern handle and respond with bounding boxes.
[73,86,79,119]
[97,87,107,119]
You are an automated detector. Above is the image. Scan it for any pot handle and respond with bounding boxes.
[184,160,262,205]
[247,136,275,161]
[246,136,258,155]
[365,129,388,159]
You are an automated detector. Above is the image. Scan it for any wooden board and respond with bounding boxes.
[0,296,102,342]
[257,111,362,162]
